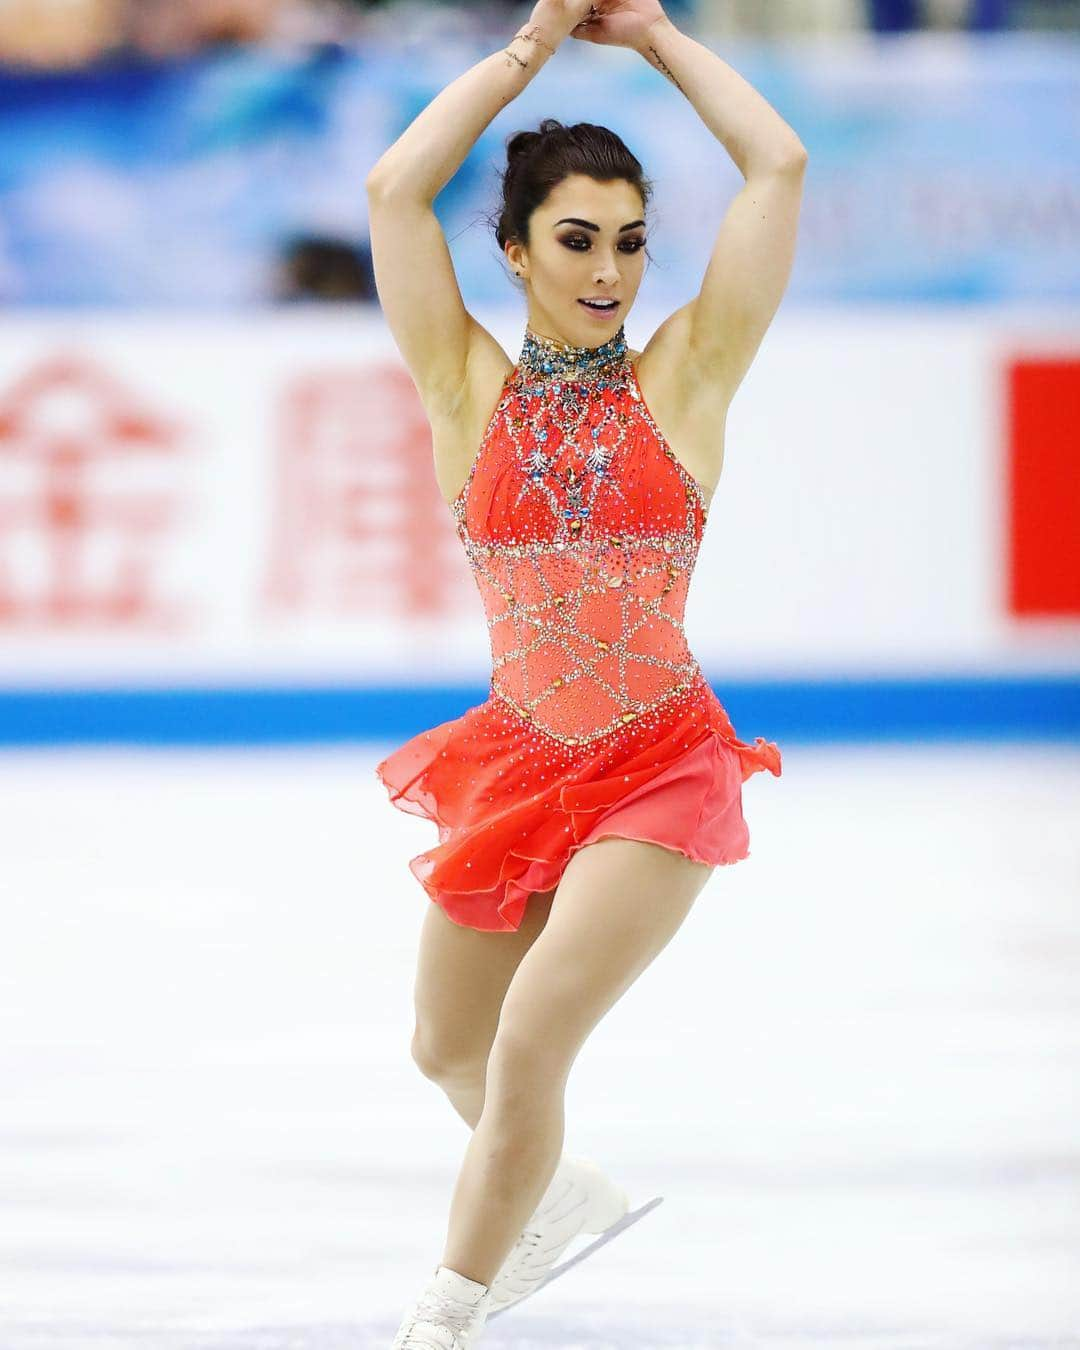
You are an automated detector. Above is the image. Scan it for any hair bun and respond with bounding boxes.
[506,119,567,168]
[506,130,542,165]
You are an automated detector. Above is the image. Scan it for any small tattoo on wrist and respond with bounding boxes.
[503,45,528,68]
[646,44,683,92]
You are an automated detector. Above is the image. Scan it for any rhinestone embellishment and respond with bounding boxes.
[449,323,711,749]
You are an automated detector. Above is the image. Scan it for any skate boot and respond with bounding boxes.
[390,1263,492,1349]
[487,1153,629,1313]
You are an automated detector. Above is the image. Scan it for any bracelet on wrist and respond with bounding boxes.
[511,24,557,54]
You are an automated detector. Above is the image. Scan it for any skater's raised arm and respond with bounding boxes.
[365,0,595,421]
[573,0,807,406]
[640,15,806,403]
[367,0,593,202]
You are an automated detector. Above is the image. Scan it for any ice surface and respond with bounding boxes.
[1,743,1078,1349]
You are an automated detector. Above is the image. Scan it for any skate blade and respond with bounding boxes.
[486,1196,663,1322]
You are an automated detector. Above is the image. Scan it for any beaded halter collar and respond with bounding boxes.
[517,323,628,384]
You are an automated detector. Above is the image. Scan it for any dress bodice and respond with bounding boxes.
[450,324,711,750]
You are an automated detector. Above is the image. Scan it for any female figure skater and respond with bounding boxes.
[369,0,805,1342]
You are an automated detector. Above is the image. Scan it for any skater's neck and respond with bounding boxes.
[518,324,627,384]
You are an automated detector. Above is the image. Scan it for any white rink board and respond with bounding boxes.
[0,305,1076,685]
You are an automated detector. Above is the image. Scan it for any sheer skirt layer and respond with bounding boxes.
[374,670,781,932]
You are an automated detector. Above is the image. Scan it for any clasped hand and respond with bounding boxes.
[535,0,671,52]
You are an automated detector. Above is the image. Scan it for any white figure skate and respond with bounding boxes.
[485,1153,630,1315]
[390,1263,492,1349]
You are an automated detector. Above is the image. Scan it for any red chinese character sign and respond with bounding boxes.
[263,361,463,618]
[0,352,188,630]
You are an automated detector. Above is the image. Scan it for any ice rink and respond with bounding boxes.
[3,741,1078,1349]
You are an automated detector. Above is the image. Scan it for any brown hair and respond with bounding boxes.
[489,118,655,275]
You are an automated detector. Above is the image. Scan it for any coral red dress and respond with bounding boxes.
[375,323,781,932]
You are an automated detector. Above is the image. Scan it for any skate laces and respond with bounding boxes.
[408,1283,483,1344]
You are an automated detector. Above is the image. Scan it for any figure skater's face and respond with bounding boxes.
[506,174,647,347]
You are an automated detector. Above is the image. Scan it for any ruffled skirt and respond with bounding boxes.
[374,669,781,932]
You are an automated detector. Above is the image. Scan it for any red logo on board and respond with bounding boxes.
[1006,357,1080,617]
[0,352,189,629]
[263,362,462,616]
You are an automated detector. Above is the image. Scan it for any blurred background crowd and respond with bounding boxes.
[1,0,1076,309]
[0,0,1075,72]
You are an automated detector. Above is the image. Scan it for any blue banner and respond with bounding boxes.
[0,34,1076,306]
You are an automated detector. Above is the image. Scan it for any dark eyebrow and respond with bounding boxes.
[553,217,646,233]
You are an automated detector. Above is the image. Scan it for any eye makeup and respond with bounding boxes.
[559,234,646,252]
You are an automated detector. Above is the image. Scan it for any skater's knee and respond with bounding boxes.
[484,1026,572,1112]
[410,1025,487,1089]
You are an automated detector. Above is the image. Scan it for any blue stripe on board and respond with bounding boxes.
[0,675,1077,745]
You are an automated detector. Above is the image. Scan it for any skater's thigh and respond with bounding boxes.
[491,839,713,1081]
[412,887,556,1073]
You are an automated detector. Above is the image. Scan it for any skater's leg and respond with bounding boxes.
[439,837,713,1286]
[411,886,557,1129]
